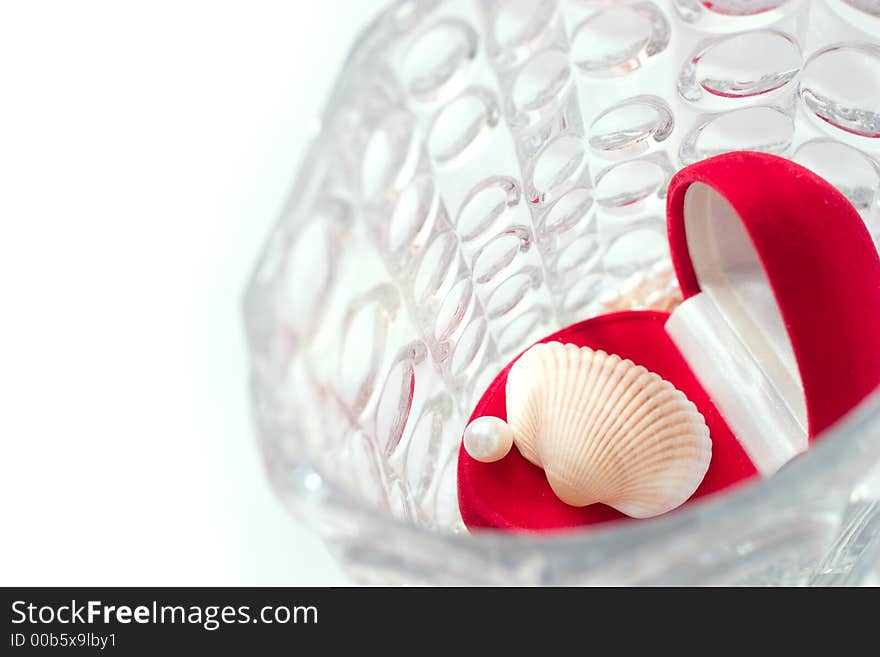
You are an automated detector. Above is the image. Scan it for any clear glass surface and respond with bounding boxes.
[244,0,880,584]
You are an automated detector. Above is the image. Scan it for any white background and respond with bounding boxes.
[0,0,383,585]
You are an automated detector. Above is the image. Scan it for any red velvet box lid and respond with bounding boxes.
[667,152,880,440]
[457,152,880,532]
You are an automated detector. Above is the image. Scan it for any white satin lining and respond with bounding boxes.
[666,182,808,476]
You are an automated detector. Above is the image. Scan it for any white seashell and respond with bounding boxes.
[506,341,712,518]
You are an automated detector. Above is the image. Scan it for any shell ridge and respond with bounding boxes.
[602,413,709,491]
[568,361,642,490]
[614,410,709,464]
[575,366,660,486]
[506,349,542,465]
[568,350,632,503]
[555,344,589,475]
[578,352,623,473]
[585,379,679,484]
[553,349,602,484]
[609,434,711,499]
[537,343,565,468]
[555,347,604,486]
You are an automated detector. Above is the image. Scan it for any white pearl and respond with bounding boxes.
[463,416,513,463]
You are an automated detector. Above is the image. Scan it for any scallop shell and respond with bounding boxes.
[506,341,712,518]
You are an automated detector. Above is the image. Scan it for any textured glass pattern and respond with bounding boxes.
[244,0,880,584]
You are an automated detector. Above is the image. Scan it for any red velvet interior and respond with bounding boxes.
[457,311,757,532]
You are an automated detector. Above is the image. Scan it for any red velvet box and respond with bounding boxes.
[457,152,880,532]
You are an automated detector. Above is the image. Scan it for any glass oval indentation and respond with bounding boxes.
[485,272,535,320]
[562,274,606,314]
[401,395,451,504]
[434,278,473,342]
[450,318,487,376]
[492,0,558,55]
[842,0,880,18]
[472,229,530,285]
[280,199,351,337]
[374,352,416,457]
[337,285,400,414]
[512,49,571,123]
[528,134,588,204]
[428,88,500,164]
[678,30,801,106]
[401,19,478,102]
[388,175,436,255]
[413,231,458,303]
[361,112,419,200]
[595,159,668,208]
[540,187,594,237]
[603,227,668,277]
[672,1,797,33]
[555,234,602,276]
[571,3,670,77]
[589,95,673,159]
[388,0,440,32]
[456,177,521,243]
[282,221,331,322]
[496,308,546,355]
[793,139,880,214]
[696,0,789,16]
[680,106,794,165]
[799,43,880,139]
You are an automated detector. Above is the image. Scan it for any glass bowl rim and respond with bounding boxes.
[242,0,880,568]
